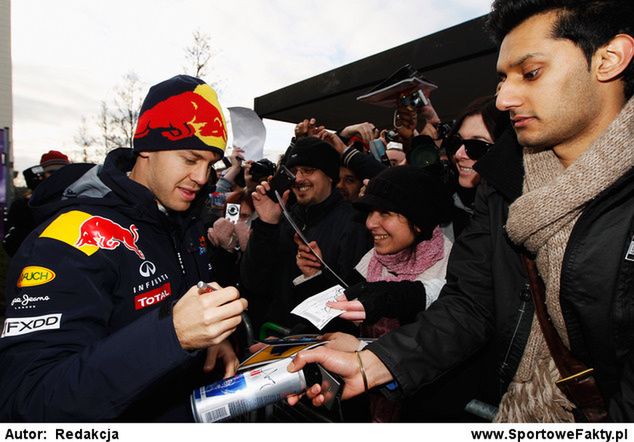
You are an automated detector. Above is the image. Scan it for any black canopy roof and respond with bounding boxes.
[254,15,500,130]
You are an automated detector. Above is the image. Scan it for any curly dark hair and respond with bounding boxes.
[486,0,634,99]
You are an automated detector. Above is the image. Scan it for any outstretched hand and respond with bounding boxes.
[251,180,290,224]
[286,347,367,406]
[316,128,349,155]
[173,283,248,350]
[295,118,325,138]
[340,122,377,144]
[204,339,240,378]
[320,332,362,352]
[294,233,322,277]
[327,294,366,323]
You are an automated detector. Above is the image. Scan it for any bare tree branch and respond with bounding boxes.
[110,72,145,149]
[73,116,96,163]
[97,101,116,153]
[184,30,213,78]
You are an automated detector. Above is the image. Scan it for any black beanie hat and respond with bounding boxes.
[133,75,228,157]
[354,165,453,240]
[285,137,341,182]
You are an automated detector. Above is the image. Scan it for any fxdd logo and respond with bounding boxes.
[17,266,56,288]
[1,313,62,338]
[139,261,157,278]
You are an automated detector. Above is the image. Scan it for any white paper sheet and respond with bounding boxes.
[291,285,346,330]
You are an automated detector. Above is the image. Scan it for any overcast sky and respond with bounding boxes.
[10,0,493,174]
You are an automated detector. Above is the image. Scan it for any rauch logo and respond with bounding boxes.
[17,266,56,288]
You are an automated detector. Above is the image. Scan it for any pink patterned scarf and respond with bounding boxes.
[363,225,445,339]
[366,225,445,283]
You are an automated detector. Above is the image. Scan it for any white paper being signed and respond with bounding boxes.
[291,285,345,330]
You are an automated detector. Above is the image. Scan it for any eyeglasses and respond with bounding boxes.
[443,134,493,160]
[289,166,317,177]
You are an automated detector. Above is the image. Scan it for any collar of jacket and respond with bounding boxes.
[473,128,524,203]
[291,189,344,228]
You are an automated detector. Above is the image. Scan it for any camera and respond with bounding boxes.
[249,158,276,183]
[266,165,296,202]
[399,90,428,109]
[23,165,45,191]
[436,121,455,141]
[384,129,400,143]
[225,203,241,224]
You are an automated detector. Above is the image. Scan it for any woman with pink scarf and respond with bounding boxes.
[297,166,455,421]
[323,165,453,335]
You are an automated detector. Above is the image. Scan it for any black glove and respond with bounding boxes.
[344,280,427,325]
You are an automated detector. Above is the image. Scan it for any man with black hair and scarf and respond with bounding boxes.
[0,75,248,421]
[289,0,634,422]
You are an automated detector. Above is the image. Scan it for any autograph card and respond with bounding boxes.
[291,285,345,330]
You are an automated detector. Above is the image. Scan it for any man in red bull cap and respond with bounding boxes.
[0,75,248,422]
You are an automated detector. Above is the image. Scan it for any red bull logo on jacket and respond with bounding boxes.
[134,84,227,151]
[40,211,145,259]
[76,216,145,260]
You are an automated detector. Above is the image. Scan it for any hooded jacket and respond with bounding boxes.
[0,148,215,422]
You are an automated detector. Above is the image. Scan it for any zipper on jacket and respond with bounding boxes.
[170,232,186,275]
[498,283,531,395]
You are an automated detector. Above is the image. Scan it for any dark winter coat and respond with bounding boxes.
[0,148,216,422]
[367,130,634,421]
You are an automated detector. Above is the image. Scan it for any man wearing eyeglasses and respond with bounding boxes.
[240,136,371,333]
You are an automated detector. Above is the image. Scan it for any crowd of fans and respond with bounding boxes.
[1,0,633,424]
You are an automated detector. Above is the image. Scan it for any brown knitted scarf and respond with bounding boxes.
[495,97,634,422]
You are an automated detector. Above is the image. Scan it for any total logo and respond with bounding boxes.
[139,261,157,278]
[134,282,172,310]
[17,266,56,288]
[1,313,62,338]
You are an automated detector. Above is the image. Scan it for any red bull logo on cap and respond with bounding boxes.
[134,84,227,151]
[40,210,145,259]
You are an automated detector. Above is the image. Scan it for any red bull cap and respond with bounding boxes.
[133,75,228,157]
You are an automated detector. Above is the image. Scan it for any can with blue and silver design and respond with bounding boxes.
[191,357,321,423]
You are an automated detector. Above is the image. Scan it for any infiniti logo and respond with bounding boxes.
[139,261,157,278]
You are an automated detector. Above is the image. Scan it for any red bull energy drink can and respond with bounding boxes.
[191,357,335,422]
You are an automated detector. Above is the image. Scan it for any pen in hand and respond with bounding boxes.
[197,281,215,294]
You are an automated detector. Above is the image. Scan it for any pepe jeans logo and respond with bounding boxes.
[139,261,157,278]
[11,294,51,310]
[17,266,56,288]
